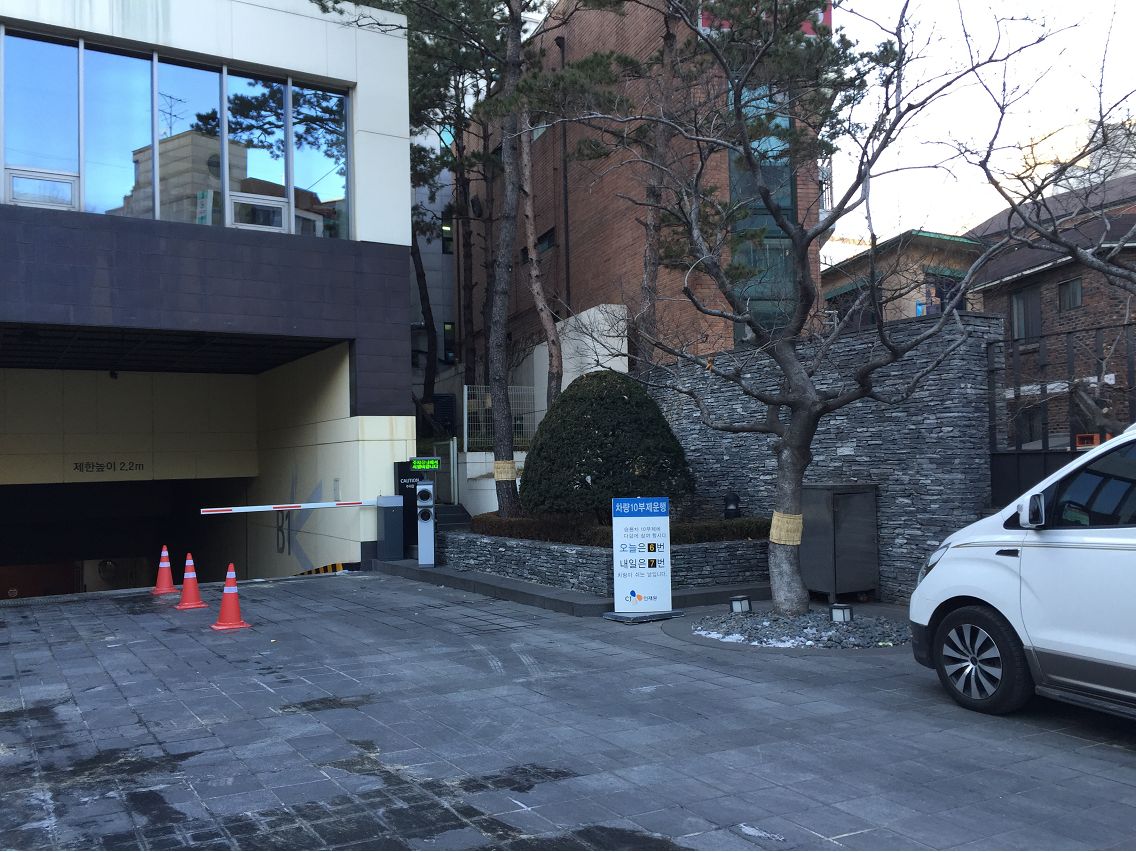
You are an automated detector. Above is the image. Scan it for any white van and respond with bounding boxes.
[910,427,1136,718]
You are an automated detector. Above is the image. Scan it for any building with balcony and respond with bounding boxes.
[0,0,412,596]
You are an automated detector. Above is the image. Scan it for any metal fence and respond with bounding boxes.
[462,385,538,452]
[987,323,1136,505]
[988,323,1136,452]
[431,438,458,504]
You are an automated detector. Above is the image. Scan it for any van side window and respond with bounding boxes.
[1047,443,1136,527]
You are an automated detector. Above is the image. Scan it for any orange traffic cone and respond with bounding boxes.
[175,553,208,610]
[212,564,249,631]
[151,545,178,596]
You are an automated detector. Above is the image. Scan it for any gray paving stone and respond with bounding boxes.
[5,574,1136,851]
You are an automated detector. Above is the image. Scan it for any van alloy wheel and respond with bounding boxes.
[931,605,1033,714]
[941,624,1002,699]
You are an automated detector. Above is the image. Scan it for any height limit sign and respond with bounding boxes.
[605,498,683,623]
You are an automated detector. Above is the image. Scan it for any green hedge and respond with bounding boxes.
[469,513,770,547]
[519,371,695,517]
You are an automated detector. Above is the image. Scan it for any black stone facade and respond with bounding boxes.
[438,531,769,596]
[0,205,411,416]
[650,314,1004,603]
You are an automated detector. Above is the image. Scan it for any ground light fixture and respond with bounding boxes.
[730,595,751,614]
[831,603,853,622]
[724,492,741,519]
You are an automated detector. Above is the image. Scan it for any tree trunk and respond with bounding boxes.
[767,428,813,616]
[480,115,497,386]
[487,0,525,518]
[520,103,564,411]
[410,232,438,406]
[637,13,677,369]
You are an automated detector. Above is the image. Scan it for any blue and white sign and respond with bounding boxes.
[612,497,672,614]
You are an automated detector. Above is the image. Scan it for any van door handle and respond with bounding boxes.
[996,548,1020,557]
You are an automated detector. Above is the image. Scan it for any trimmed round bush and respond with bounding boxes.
[520,371,695,517]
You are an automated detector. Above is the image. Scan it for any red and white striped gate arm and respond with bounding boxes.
[200,498,378,516]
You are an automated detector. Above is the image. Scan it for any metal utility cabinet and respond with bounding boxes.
[799,483,879,602]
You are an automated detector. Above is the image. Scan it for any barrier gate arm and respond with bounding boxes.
[200,499,379,515]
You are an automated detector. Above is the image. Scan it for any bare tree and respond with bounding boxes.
[545,0,1057,614]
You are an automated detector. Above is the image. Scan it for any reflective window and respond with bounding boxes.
[1,34,352,237]
[9,173,75,207]
[1045,443,1136,527]
[232,196,285,229]
[227,73,286,203]
[157,60,223,225]
[292,85,348,238]
[85,48,153,217]
[3,34,78,174]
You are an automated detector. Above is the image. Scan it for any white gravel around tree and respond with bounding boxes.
[692,609,911,649]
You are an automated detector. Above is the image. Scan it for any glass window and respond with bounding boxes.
[227,72,286,202]
[1059,278,1082,311]
[156,60,223,225]
[1045,443,1136,527]
[3,34,79,175]
[9,171,76,207]
[292,85,348,238]
[84,48,153,217]
[1011,287,1041,342]
[232,195,285,229]
[732,238,796,339]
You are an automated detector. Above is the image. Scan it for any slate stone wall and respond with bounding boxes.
[438,531,768,596]
[649,314,1003,603]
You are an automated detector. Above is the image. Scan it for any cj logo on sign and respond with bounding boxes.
[625,589,659,606]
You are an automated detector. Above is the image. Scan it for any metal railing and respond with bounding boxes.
[987,322,1136,453]
[462,385,537,452]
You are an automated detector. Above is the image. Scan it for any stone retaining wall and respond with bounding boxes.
[650,314,1003,602]
[438,531,768,596]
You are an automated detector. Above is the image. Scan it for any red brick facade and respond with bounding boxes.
[460,1,823,373]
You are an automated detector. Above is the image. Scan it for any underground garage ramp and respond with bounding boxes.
[0,479,251,600]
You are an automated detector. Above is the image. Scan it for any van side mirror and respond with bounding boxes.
[1019,493,1046,529]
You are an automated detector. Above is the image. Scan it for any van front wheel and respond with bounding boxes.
[932,606,1033,714]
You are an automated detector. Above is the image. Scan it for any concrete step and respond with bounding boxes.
[435,504,472,530]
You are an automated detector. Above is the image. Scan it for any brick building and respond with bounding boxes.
[459,1,827,408]
[969,175,1136,448]
[822,230,981,328]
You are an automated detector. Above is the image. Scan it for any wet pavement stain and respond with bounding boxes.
[50,747,199,786]
[450,764,577,794]
[278,695,375,714]
[0,699,68,726]
[113,596,171,616]
[124,790,188,829]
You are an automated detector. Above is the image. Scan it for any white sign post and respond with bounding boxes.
[605,497,683,623]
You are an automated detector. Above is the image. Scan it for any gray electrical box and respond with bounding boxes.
[375,496,404,561]
[799,483,879,602]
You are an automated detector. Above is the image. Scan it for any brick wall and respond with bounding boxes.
[463,2,824,369]
[982,252,1136,445]
[650,314,1004,602]
[438,530,769,596]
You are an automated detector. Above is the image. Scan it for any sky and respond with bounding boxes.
[822,0,1136,265]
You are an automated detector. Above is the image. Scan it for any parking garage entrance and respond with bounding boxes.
[0,478,251,599]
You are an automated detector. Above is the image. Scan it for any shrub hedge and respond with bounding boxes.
[469,513,770,547]
[519,371,694,517]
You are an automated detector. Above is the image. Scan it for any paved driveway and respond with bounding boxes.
[2,572,1135,851]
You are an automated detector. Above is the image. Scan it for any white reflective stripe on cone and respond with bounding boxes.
[184,573,196,578]
[223,587,238,593]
